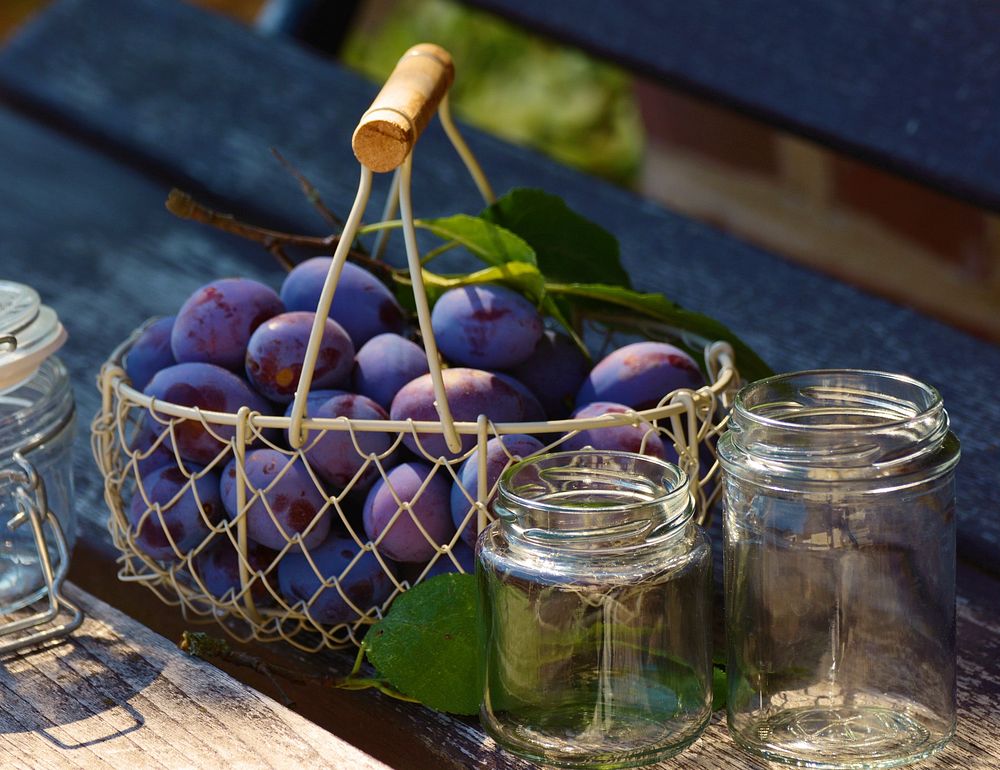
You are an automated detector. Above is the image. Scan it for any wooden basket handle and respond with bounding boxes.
[352,44,455,173]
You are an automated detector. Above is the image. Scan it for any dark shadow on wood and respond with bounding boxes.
[0,634,153,745]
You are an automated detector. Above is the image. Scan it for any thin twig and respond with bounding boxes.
[180,631,297,707]
[178,631,417,706]
[271,147,343,229]
[268,243,295,273]
[165,189,395,278]
[421,240,459,266]
[166,189,335,249]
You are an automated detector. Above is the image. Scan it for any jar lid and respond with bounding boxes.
[0,281,67,393]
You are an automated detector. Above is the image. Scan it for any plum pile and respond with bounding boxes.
[121,258,708,628]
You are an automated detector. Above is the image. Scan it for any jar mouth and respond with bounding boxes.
[500,450,690,515]
[495,451,693,551]
[722,369,956,475]
[734,369,942,434]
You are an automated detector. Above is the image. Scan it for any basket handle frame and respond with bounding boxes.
[288,44,494,453]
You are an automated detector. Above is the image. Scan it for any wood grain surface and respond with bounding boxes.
[0,1,998,767]
[463,0,1000,213]
[0,584,389,769]
[1,0,998,569]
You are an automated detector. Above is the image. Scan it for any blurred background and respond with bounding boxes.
[4,0,998,342]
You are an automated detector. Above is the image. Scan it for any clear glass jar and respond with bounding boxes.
[477,450,712,769]
[718,370,959,769]
[0,282,77,613]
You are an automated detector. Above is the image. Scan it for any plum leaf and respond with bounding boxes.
[712,665,728,711]
[364,573,480,715]
[400,261,547,305]
[547,282,773,383]
[418,214,536,266]
[482,188,630,288]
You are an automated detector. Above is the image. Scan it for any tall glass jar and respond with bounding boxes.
[719,370,959,769]
[0,281,77,614]
[477,451,712,769]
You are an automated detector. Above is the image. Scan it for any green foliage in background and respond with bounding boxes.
[342,0,644,185]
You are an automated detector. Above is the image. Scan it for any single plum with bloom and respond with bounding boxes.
[576,341,703,411]
[280,258,405,346]
[220,449,330,551]
[143,362,270,465]
[128,465,222,562]
[171,278,284,370]
[362,462,454,563]
[245,311,353,403]
[431,284,543,369]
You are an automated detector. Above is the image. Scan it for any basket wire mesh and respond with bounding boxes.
[91,45,739,651]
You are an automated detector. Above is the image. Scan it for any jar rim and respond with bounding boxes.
[733,369,943,435]
[0,357,75,458]
[499,450,690,516]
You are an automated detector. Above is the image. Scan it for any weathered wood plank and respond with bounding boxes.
[0,585,390,770]
[464,0,1000,213]
[1,0,999,571]
[65,538,1000,770]
[0,2,997,767]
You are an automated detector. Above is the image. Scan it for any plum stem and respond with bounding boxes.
[178,630,417,708]
[270,147,343,229]
[165,189,392,278]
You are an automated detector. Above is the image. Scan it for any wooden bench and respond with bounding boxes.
[462,0,1000,212]
[1,0,999,767]
[2,584,387,769]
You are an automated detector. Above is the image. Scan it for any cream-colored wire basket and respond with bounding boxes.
[90,44,740,652]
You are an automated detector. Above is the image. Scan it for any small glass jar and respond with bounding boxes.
[719,370,959,769]
[0,281,77,614]
[477,450,712,769]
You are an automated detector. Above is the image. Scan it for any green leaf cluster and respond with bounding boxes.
[362,187,772,382]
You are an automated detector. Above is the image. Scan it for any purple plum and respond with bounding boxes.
[430,284,543,369]
[576,341,704,411]
[171,278,284,370]
[280,258,405,347]
[362,462,454,563]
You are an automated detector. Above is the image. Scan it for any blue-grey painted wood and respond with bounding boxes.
[0,0,998,570]
[463,0,1000,212]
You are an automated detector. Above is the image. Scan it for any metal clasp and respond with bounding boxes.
[0,452,83,654]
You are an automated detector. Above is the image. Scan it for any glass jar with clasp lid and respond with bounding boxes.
[0,280,82,651]
[719,369,960,769]
[477,450,713,768]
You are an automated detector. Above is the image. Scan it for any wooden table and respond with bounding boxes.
[1,585,387,769]
[1,0,999,767]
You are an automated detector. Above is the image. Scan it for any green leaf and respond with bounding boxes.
[364,573,480,716]
[547,282,773,383]
[419,214,537,266]
[712,666,727,711]
[412,262,547,305]
[482,188,631,288]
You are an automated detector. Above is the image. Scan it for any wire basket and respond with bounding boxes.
[91,44,740,652]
